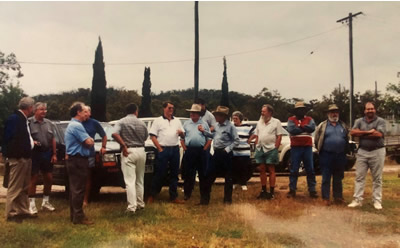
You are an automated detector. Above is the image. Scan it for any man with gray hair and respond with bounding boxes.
[28,102,57,214]
[3,97,35,223]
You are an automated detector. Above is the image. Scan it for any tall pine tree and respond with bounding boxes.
[139,67,152,117]
[220,56,229,107]
[90,37,107,121]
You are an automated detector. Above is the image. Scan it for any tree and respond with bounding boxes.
[139,67,152,117]
[0,51,23,86]
[220,56,229,108]
[90,37,107,121]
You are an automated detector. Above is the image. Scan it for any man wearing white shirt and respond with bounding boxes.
[148,101,185,204]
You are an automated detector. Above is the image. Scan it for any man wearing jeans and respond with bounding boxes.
[348,102,386,210]
[112,103,148,213]
[315,104,349,206]
[287,101,317,198]
[148,101,185,204]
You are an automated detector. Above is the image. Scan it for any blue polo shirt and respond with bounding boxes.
[65,118,91,157]
[182,119,210,147]
[322,121,347,153]
[82,118,106,156]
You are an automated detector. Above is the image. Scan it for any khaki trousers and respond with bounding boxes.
[5,158,32,219]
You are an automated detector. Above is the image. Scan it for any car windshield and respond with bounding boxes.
[95,122,116,142]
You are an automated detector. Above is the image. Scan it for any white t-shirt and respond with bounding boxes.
[149,116,183,146]
[255,117,283,152]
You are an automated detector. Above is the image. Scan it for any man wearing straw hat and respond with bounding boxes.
[200,106,240,204]
[180,104,212,204]
[287,101,318,198]
[315,104,349,206]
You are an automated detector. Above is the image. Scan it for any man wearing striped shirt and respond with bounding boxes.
[232,111,255,191]
[112,103,148,213]
[287,101,317,199]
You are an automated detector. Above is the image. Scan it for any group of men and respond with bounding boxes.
[2,96,387,224]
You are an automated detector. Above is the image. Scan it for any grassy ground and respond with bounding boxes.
[1,171,400,248]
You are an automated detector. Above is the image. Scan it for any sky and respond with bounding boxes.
[1,1,400,101]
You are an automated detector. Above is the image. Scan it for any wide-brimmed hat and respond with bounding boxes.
[185,104,202,113]
[212,106,229,116]
[327,104,339,112]
[294,101,306,109]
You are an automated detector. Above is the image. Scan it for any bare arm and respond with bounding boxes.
[248,134,257,144]
[275,135,282,149]
[100,135,107,155]
[180,139,187,151]
[204,139,212,150]
[112,133,129,157]
[151,135,163,153]
[350,128,374,137]
[51,137,57,164]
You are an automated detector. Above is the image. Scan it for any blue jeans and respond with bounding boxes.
[289,146,316,192]
[151,146,180,200]
[208,149,233,203]
[319,151,346,200]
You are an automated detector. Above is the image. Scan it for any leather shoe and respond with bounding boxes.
[309,191,318,199]
[334,198,346,205]
[323,199,331,206]
[146,196,154,204]
[170,199,185,204]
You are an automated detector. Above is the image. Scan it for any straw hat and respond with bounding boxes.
[212,106,229,116]
[185,104,202,113]
[327,104,339,112]
[294,101,306,109]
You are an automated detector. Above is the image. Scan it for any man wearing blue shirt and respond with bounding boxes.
[82,106,107,206]
[180,104,212,204]
[64,102,94,225]
[200,106,240,204]
[315,104,349,206]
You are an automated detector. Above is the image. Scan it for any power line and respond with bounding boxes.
[18,26,345,67]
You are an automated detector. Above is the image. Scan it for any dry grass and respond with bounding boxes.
[1,170,400,248]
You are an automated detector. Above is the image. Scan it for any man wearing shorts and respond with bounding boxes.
[28,102,58,214]
[252,104,282,199]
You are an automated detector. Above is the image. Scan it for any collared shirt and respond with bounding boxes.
[353,116,386,150]
[182,119,210,147]
[114,114,148,147]
[29,116,55,151]
[65,118,91,157]
[200,110,217,129]
[322,121,347,153]
[255,117,283,152]
[20,110,34,149]
[233,124,255,156]
[149,115,183,146]
[204,119,240,153]
[82,118,106,156]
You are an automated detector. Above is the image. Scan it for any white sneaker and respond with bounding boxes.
[241,185,248,191]
[348,199,362,208]
[373,201,383,210]
[41,201,55,211]
[29,205,38,215]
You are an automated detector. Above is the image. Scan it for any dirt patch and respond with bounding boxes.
[234,203,400,248]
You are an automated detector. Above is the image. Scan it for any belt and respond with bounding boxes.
[127,145,144,148]
[214,147,226,152]
[161,145,179,148]
[360,146,384,152]
[69,154,88,158]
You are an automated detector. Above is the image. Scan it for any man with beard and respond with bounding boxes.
[250,104,282,199]
[287,101,318,198]
[348,102,386,210]
[315,104,349,206]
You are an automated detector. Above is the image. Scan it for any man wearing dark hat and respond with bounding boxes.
[315,104,349,206]
[287,101,317,198]
[200,106,240,204]
[180,104,212,203]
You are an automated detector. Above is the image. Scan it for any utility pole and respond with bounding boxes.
[194,1,199,101]
[375,80,378,102]
[337,11,362,128]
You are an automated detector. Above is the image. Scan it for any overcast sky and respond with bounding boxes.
[1,1,399,101]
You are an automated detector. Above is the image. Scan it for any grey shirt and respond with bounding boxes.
[200,110,217,129]
[353,116,385,150]
[28,116,55,151]
[114,114,148,147]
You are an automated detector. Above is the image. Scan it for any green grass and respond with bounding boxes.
[1,171,400,247]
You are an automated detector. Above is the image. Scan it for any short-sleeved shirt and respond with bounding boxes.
[114,114,148,147]
[149,115,183,146]
[200,110,217,129]
[29,117,55,151]
[255,117,283,152]
[182,119,210,147]
[65,118,91,157]
[82,118,106,157]
[353,116,386,150]
[233,124,255,157]
[322,121,347,153]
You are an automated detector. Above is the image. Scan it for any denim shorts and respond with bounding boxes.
[255,148,279,165]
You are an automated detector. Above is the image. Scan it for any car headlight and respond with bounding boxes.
[103,153,116,162]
